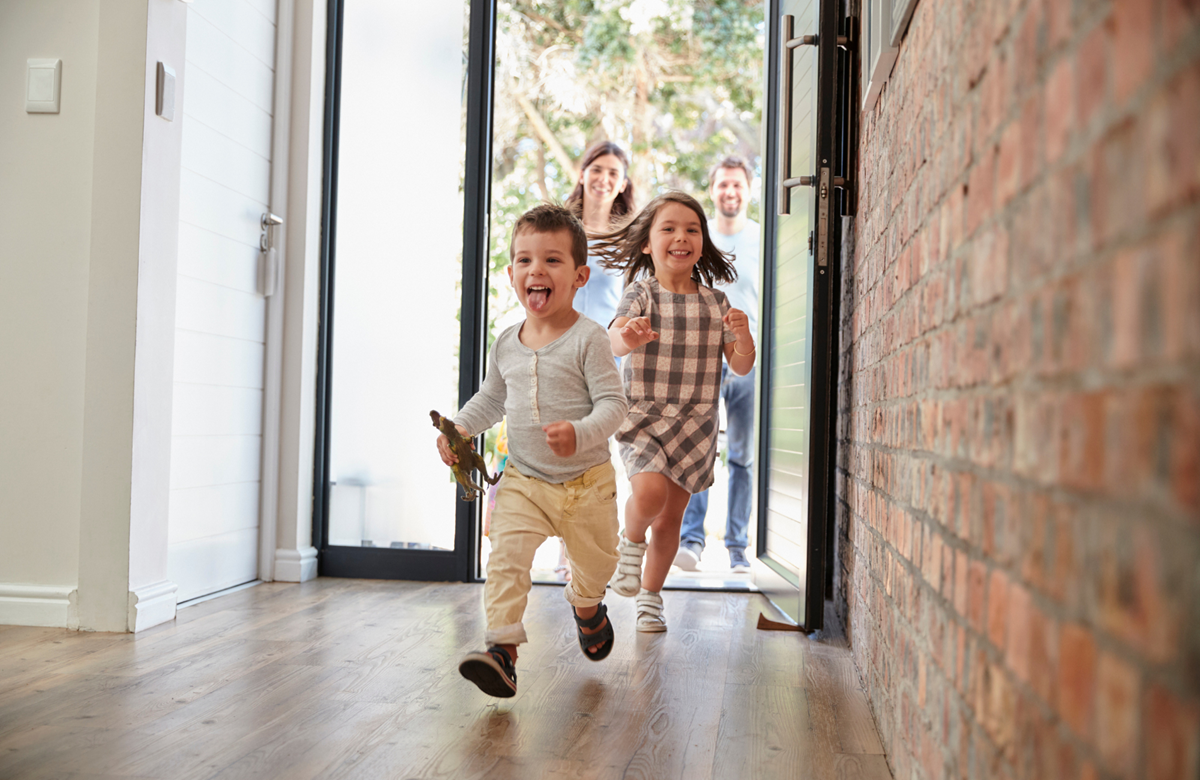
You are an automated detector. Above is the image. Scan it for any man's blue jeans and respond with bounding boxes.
[681,366,755,551]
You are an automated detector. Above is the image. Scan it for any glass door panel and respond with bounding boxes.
[323,0,471,567]
[485,0,767,589]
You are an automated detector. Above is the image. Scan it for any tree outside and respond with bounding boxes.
[487,0,766,350]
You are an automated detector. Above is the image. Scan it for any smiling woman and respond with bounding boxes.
[566,140,636,330]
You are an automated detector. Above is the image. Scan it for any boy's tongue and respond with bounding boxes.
[528,288,550,311]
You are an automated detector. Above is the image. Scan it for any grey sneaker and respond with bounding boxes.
[673,540,703,571]
[609,533,648,597]
[728,547,751,572]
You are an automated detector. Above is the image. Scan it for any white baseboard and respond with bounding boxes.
[127,579,178,632]
[274,546,317,582]
[0,583,78,628]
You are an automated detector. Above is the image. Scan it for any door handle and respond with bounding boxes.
[259,212,283,297]
[778,16,818,216]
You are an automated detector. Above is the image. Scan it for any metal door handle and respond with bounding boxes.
[259,212,283,297]
[779,17,820,216]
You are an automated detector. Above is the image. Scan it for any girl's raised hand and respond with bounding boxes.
[620,316,659,349]
[542,421,577,457]
[723,308,751,339]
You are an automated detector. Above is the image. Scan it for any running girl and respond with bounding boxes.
[594,192,757,631]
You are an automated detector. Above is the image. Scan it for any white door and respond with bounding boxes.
[169,0,279,602]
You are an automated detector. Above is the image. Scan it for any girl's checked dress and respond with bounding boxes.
[613,276,738,493]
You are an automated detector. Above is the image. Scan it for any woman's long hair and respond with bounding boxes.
[591,191,737,289]
[565,141,636,226]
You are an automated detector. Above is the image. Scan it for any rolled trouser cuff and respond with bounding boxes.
[485,621,528,647]
[562,581,605,609]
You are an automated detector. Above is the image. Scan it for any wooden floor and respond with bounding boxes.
[0,579,891,780]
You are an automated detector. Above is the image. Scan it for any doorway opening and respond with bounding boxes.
[482,2,767,590]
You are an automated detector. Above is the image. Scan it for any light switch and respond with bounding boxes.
[26,59,61,113]
[156,62,175,121]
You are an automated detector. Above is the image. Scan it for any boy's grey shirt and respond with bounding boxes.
[454,315,628,484]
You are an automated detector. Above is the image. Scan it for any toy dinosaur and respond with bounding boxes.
[430,410,500,501]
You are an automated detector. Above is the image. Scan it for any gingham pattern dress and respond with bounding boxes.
[614,276,738,493]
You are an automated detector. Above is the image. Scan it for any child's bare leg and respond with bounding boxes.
[641,482,692,591]
[497,643,518,662]
[623,473,672,543]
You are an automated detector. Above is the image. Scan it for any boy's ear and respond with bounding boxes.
[506,264,515,285]
[574,264,590,289]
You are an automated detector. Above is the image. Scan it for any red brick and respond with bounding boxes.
[1075,21,1110,129]
[983,662,1017,756]
[1058,623,1097,739]
[1028,605,1060,708]
[1006,582,1032,682]
[967,559,987,633]
[1095,520,1185,664]
[1163,0,1200,53]
[1094,119,1145,248]
[955,547,974,614]
[1017,94,1043,193]
[1107,247,1147,369]
[966,148,996,237]
[1165,63,1200,213]
[986,568,1009,650]
[1145,685,1200,780]
[1043,0,1072,49]
[1044,56,1074,164]
[1096,652,1140,775]
[969,226,1009,306]
[1057,392,1106,491]
[996,121,1020,207]
[1112,0,1156,104]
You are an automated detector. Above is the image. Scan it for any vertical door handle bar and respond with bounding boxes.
[779,17,820,216]
[778,15,794,216]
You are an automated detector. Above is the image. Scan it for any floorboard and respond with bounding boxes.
[0,580,891,780]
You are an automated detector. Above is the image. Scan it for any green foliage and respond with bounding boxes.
[488,0,766,340]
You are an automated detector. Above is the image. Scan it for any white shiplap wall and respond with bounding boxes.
[169,0,277,602]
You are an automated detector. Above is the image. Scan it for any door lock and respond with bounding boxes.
[259,212,283,297]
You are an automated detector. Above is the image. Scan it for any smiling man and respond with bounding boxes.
[674,156,761,574]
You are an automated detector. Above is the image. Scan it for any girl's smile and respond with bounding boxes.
[642,201,704,290]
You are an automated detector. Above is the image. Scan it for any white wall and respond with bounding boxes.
[1,0,187,632]
[0,1,102,626]
[0,0,326,625]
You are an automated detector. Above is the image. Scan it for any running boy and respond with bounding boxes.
[436,204,629,698]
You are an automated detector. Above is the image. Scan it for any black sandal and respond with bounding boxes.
[573,603,615,661]
[459,645,517,697]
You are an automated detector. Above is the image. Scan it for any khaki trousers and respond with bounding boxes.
[484,461,620,647]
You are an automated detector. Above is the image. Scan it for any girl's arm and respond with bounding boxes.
[608,316,659,357]
[723,308,756,376]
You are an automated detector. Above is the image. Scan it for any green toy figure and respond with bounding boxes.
[430,410,500,501]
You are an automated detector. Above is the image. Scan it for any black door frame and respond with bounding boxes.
[313,0,497,581]
[754,0,844,630]
[313,0,845,600]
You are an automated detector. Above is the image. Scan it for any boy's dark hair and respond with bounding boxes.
[509,203,589,268]
[591,191,737,288]
[565,141,637,227]
[708,155,754,188]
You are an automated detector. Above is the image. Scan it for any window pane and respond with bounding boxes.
[327,0,469,551]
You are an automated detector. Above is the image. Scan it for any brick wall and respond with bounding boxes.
[835,0,1200,779]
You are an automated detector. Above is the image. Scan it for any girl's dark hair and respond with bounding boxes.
[592,191,738,288]
[565,141,636,226]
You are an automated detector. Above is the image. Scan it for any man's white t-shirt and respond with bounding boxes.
[710,218,761,339]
